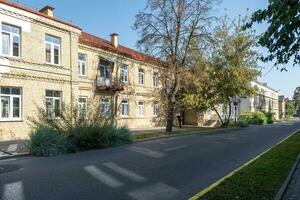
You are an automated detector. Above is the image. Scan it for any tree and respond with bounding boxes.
[285,99,295,117]
[181,16,259,127]
[293,87,300,114]
[133,0,217,132]
[246,0,300,68]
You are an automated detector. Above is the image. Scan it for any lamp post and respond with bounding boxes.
[233,97,238,125]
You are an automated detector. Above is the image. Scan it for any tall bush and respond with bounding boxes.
[239,111,268,125]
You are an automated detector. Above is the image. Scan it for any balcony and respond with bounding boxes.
[96,76,124,92]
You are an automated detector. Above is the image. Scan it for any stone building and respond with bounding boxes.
[0,1,166,140]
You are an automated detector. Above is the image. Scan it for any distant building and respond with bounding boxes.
[278,95,286,119]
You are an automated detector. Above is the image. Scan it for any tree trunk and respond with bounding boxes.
[212,106,224,127]
[166,100,175,133]
[223,98,232,127]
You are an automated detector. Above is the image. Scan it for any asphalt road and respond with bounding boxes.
[1,121,300,200]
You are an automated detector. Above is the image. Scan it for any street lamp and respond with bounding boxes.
[233,97,239,125]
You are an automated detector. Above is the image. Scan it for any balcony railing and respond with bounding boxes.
[96,76,124,92]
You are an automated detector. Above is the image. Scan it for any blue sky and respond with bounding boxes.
[13,0,300,98]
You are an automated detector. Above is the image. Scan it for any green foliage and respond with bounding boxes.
[286,99,295,117]
[73,126,133,151]
[27,102,133,157]
[293,87,300,114]
[263,112,276,124]
[201,132,300,200]
[238,111,267,125]
[27,127,75,157]
[246,0,300,67]
[237,120,249,128]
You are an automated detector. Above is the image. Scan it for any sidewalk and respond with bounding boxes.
[281,156,300,200]
[0,140,29,159]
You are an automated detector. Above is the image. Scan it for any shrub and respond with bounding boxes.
[73,126,133,151]
[263,112,276,124]
[239,111,267,125]
[237,120,249,128]
[27,127,75,157]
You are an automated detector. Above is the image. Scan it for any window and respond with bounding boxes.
[0,87,21,121]
[100,98,111,117]
[78,53,87,76]
[138,68,145,85]
[153,72,159,87]
[120,64,128,83]
[121,100,129,117]
[45,90,62,119]
[153,102,160,117]
[138,101,145,117]
[45,34,61,65]
[78,97,87,119]
[1,23,20,57]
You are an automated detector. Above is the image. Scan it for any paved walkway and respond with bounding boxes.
[0,140,28,159]
[282,157,300,200]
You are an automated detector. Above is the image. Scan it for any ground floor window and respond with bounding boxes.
[78,96,87,119]
[0,87,21,121]
[100,98,111,117]
[153,102,160,117]
[121,100,129,117]
[45,90,62,119]
[138,101,145,117]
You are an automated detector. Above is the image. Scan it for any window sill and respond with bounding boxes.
[0,119,22,122]
[45,62,62,67]
[0,54,21,60]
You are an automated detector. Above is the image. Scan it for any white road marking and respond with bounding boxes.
[128,182,182,200]
[129,146,165,158]
[0,158,17,163]
[7,144,18,153]
[2,181,24,200]
[164,145,187,152]
[84,165,123,188]
[103,162,146,182]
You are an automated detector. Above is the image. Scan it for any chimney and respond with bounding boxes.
[110,33,118,48]
[39,6,55,17]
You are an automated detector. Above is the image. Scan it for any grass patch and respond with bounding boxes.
[199,131,300,200]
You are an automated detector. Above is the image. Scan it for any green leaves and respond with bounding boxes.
[249,0,300,68]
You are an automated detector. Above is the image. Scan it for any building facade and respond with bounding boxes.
[0,1,166,140]
[184,81,280,126]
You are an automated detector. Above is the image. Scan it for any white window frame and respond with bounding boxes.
[100,98,111,117]
[78,53,87,76]
[45,34,61,65]
[45,90,62,119]
[0,87,22,121]
[153,102,160,117]
[120,64,128,83]
[1,23,21,58]
[138,68,145,85]
[138,101,145,117]
[153,72,159,87]
[78,96,87,119]
[121,100,129,117]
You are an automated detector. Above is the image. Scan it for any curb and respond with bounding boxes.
[274,154,300,200]
[189,129,300,200]
[134,127,243,143]
[0,152,30,161]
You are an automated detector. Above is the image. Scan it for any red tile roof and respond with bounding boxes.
[0,0,81,30]
[79,32,168,68]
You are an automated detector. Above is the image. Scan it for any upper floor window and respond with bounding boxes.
[121,100,129,117]
[138,68,145,85]
[78,53,87,76]
[153,72,159,87]
[120,64,128,83]
[100,98,111,117]
[0,87,21,121]
[78,96,87,119]
[45,90,62,119]
[1,23,21,57]
[45,34,61,65]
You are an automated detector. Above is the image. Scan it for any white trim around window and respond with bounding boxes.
[45,34,61,65]
[120,64,128,83]
[138,101,145,117]
[78,96,87,119]
[121,100,129,117]
[1,23,21,58]
[138,68,145,85]
[0,87,22,121]
[78,53,87,76]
